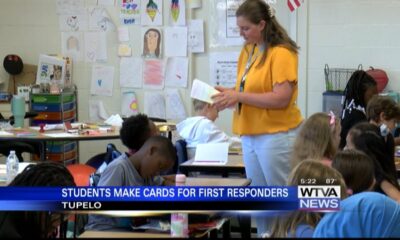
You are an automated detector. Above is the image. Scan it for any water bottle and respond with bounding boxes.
[171,174,189,238]
[6,150,19,184]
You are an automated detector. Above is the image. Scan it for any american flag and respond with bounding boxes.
[287,0,303,12]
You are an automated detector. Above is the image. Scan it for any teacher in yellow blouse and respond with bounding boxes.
[213,0,303,235]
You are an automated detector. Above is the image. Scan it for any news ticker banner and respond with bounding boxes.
[0,186,341,211]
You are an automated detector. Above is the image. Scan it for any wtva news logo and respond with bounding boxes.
[298,185,341,211]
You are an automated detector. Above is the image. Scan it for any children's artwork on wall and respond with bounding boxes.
[120,57,143,88]
[97,0,116,6]
[188,19,205,53]
[59,14,88,31]
[61,32,84,62]
[142,28,162,59]
[144,91,166,119]
[170,0,186,26]
[165,89,187,120]
[121,91,139,117]
[88,7,115,32]
[165,27,188,57]
[143,59,165,90]
[89,99,109,122]
[90,65,115,96]
[120,0,141,25]
[56,0,85,15]
[165,57,188,88]
[84,32,98,63]
[141,0,163,26]
[36,55,66,85]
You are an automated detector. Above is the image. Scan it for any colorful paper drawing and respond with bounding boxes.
[61,32,84,62]
[165,57,188,88]
[142,28,162,59]
[165,27,187,57]
[190,79,220,104]
[121,91,139,117]
[88,7,115,32]
[188,19,205,53]
[141,0,163,26]
[90,65,115,96]
[170,0,186,26]
[59,14,88,31]
[144,91,166,119]
[143,59,164,90]
[120,0,140,25]
[36,55,66,85]
[120,57,143,88]
[165,89,187,120]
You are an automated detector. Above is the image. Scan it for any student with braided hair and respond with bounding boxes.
[339,70,378,149]
[0,162,76,238]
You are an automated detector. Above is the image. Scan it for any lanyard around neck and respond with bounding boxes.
[240,45,259,84]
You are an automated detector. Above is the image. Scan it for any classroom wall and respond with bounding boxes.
[9,1,399,162]
[301,0,400,116]
[0,0,295,162]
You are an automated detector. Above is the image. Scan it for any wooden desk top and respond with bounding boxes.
[185,177,251,187]
[180,155,244,168]
[79,231,170,238]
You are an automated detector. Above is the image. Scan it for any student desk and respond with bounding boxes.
[0,128,120,161]
[179,155,245,178]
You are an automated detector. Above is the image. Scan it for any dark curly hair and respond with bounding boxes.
[120,114,153,151]
[0,162,75,238]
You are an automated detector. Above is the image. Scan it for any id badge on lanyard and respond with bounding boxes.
[238,45,259,114]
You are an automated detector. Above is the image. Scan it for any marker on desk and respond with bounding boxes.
[16,132,37,137]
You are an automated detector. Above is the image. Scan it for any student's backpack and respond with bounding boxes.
[88,143,121,186]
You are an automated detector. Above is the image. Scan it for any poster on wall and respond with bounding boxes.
[36,55,66,85]
[169,0,186,26]
[120,0,141,25]
[144,91,166,119]
[209,52,240,88]
[210,0,244,48]
[121,91,139,117]
[142,28,163,59]
[90,65,115,96]
[140,0,163,26]
[61,32,84,62]
[143,59,165,90]
[59,14,88,32]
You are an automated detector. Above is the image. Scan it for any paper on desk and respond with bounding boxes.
[44,133,75,138]
[104,114,124,127]
[194,142,229,165]
[0,131,13,136]
[190,79,220,104]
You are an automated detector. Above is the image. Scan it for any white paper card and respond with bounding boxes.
[165,27,188,57]
[165,57,188,88]
[89,99,109,122]
[188,19,205,53]
[118,26,130,42]
[194,143,229,164]
[120,57,143,88]
[91,65,114,96]
[165,89,186,120]
[190,79,220,104]
[144,91,166,119]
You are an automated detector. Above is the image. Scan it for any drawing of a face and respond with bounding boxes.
[143,29,161,58]
[67,16,78,31]
[67,36,79,51]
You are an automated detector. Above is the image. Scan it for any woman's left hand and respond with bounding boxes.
[212,89,239,110]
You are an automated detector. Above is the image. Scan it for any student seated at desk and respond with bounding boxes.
[0,162,76,238]
[85,136,176,231]
[177,99,241,159]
